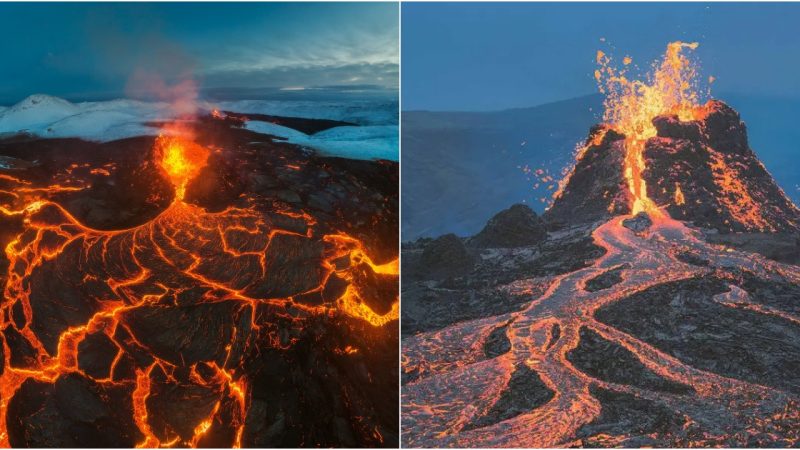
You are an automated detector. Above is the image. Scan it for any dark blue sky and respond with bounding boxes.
[402,2,800,111]
[0,2,398,104]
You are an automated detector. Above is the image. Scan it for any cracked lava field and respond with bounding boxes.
[0,113,399,447]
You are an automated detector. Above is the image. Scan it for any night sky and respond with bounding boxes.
[0,2,398,104]
[402,2,800,111]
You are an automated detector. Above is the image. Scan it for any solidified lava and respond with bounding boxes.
[0,113,398,447]
[401,42,800,447]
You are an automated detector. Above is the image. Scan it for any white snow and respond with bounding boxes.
[0,95,174,141]
[222,97,398,160]
[244,122,398,160]
[214,99,397,126]
[0,94,398,161]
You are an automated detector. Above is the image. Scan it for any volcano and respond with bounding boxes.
[546,100,800,234]
[401,42,800,447]
[0,109,398,447]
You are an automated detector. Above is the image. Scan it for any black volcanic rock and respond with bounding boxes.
[7,374,141,447]
[419,233,474,279]
[576,386,689,447]
[596,276,800,395]
[483,322,512,358]
[544,126,630,228]
[622,212,653,234]
[0,112,399,447]
[567,327,693,394]
[643,100,800,233]
[400,227,604,338]
[584,264,628,292]
[463,365,554,431]
[652,115,703,141]
[470,204,547,248]
[546,100,800,234]
[221,111,357,135]
[77,331,120,380]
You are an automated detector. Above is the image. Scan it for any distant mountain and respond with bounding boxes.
[402,93,800,240]
[402,94,603,240]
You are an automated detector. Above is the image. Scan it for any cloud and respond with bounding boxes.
[207,26,397,70]
[201,62,398,90]
[196,14,398,89]
[28,3,399,98]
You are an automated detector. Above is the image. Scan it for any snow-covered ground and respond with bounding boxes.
[244,121,398,161]
[0,94,398,161]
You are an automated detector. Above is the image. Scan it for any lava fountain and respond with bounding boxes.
[595,41,709,217]
[154,135,210,201]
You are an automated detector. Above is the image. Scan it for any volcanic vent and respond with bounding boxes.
[402,42,800,448]
[0,111,398,447]
[546,100,800,233]
[547,42,800,233]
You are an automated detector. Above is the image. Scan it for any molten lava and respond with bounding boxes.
[595,41,708,217]
[674,183,685,206]
[154,135,209,201]
[0,128,398,447]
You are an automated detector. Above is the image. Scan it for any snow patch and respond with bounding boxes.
[0,95,174,141]
[244,122,398,160]
[0,94,398,161]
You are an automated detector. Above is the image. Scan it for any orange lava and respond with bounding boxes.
[154,135,210,201]
[0,133,397,447]
[404,41,800,447]
[674,183,686,206]
[403,212,800,447]
[707,148,774,231]
[595,41,709,218]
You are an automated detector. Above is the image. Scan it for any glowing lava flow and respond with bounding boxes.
[0,134,398,447]
[402,202,800,448]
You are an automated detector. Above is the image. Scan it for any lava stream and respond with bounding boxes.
[403,213,799,447]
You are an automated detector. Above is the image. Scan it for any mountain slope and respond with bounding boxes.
[545,100,800,233]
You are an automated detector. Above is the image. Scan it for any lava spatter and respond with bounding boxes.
[0,119,398,447]
[596,41,708,218]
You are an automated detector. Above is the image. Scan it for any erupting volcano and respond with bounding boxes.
[0,108,398,446]
[402,41,800,447]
